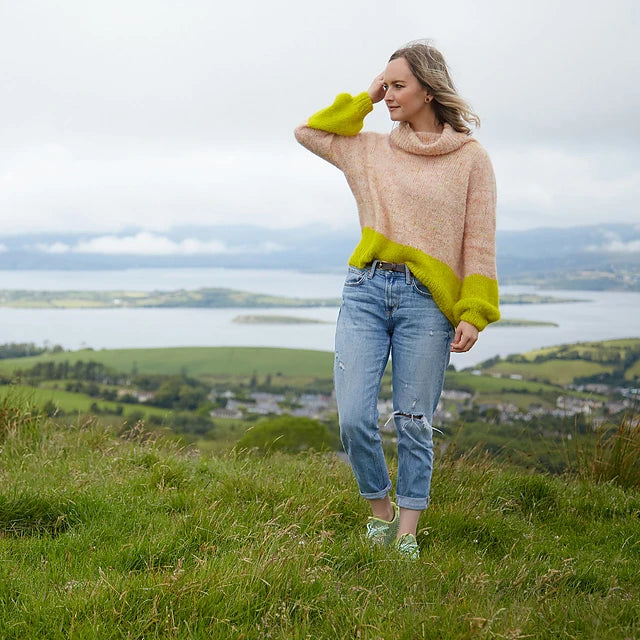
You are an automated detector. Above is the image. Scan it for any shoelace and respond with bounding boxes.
[396,535,419,558]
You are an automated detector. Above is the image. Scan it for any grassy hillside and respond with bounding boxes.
[0,346,335,380]
[0,384,170,419]
[0,396,638,639]
[479,338,640,386]
[479,360,613,386]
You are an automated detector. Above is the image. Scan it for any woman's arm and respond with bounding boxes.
[293,90,374,168]
[293,72,386,166]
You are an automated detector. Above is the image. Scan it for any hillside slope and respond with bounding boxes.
[0,398,638,639]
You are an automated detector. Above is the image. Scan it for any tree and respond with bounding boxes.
[236,415,340,454]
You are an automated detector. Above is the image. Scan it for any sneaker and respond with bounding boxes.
[365,502,399,546]
[394,533,419,560]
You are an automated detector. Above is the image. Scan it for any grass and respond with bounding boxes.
[511,338,640,363]
[625,359,640,381]
[0,346,335,379]
[483,360,614,386]
[0,384,170,420]
[472,392,557,411]
[563,412,640,490]
[0,395,638,638]
[447,371,565,394]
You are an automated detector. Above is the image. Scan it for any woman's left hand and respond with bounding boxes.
[451,320,479,353]
[367,73,386,103]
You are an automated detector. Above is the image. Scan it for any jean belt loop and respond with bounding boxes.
[404,264,412,285]
[368,260,378,279]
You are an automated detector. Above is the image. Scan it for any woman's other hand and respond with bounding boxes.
[367,73,386,103]
[451,320,479,353]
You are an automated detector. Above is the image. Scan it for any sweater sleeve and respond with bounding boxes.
[294,92,373,169]
[452,147,501,331]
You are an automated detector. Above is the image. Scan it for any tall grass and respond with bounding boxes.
[563,409,640,490]
[0,389,43,445]
[0,399,638,638]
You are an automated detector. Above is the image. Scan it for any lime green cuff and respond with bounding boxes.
[307,92,373,136]
[453,274,500,330]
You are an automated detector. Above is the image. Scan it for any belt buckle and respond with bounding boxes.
[378,260,393,270]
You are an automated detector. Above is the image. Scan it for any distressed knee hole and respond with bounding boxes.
[390,410,429,431]
[385,411,443,435]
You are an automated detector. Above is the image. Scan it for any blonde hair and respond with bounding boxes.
[390,39,480,135]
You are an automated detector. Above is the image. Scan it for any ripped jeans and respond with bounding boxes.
[334,261,455,510]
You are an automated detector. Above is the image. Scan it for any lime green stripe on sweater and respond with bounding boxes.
[349,227,500,331]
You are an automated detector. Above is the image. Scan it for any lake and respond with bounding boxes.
[0,268,637,369]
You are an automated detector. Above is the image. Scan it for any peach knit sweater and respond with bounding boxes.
[294,91,500,331]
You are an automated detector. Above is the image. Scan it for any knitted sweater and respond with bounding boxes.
[294,91,500,331]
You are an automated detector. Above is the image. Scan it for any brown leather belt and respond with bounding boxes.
[374,261,406,272]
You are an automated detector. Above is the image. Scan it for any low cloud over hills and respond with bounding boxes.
[1,223,639,281]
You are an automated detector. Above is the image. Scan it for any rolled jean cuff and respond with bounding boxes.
[359,482,392,501]
[396,494,429,510]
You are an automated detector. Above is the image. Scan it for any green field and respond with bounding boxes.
[0,346,335,379]
[447,371,565,395]
[625,359,640,381]
[474,392,557,411]
[516,338,640,363]
[483,360,614,386]
[3,343,626,399]
[0,384,170,419]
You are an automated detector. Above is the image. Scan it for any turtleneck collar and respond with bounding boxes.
[389,121,475,156]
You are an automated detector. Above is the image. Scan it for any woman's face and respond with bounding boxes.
[383,57,430,123]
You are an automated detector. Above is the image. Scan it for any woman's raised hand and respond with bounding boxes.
[367,73,386,103]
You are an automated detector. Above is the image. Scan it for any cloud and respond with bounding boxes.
[3,137,638,236]
[0,0,637,235]
[35,241,72,254]
[493,146,640,230]
[73,233,229,255]
[0,140,357,234]
[33,232,283,256]
[586,239,640,253]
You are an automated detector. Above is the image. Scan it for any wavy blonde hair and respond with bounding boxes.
[390,39,480,135]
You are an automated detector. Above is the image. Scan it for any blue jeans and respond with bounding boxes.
[334,261,455,510]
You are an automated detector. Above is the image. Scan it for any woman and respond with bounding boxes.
[294,40,499,559]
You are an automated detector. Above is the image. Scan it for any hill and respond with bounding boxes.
[476,337,640,387]
[1,340,638,474]
[0,346,335,380]
[0,397,638,639]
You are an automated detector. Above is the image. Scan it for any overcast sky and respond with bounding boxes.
[1,0,638,244]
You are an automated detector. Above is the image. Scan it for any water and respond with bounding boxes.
[0,268,637,368]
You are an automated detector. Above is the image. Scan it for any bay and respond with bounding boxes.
[0,268,637,369]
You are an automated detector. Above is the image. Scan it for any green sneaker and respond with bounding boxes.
[394,533,419,560]
[365,502,400,546]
